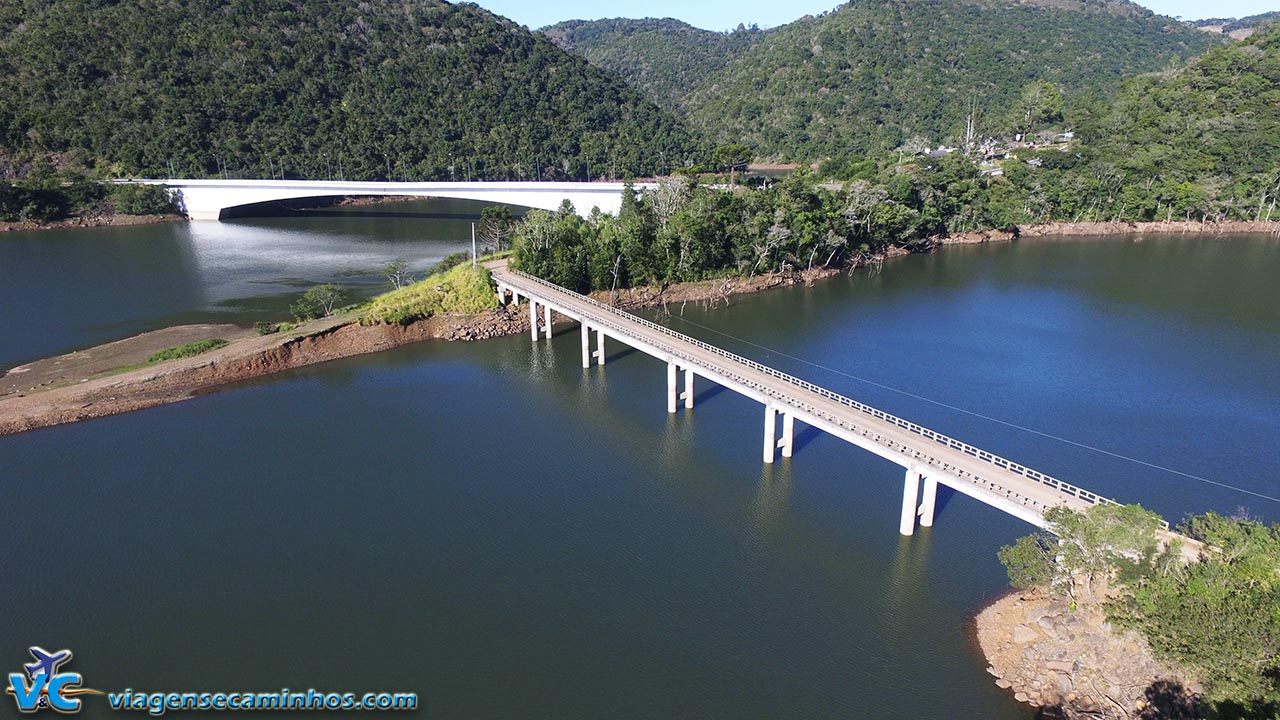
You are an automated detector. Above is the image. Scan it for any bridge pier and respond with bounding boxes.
[581,322,591,368]
[683,368,694,409]
[900,464,923,536]
[595,329,605,366]
[667,362,679,413]
[919,476,938,528]
[529,301,539,342]
[763,404,777,463]
[780,412,794,458]
[543,305,552,340]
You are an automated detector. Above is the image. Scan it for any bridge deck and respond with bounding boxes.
[490,261,1138,529]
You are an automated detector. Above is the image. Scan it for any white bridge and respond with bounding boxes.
[490,259,1184,541]
[125,179,649,220]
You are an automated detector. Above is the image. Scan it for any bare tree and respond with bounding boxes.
[384,258,413,289]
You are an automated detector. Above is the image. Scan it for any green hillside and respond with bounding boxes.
[549,0,1218,161]
[0,0,700,181]
[1076,22,1280,217]
[542,18,765,114]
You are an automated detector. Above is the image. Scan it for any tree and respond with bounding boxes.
[712,144,752,187]
[998,504,1167,605]
[384,259,413,290]
[291,283,346,321]
[477,206,516,252]
[1014,81,1065,136]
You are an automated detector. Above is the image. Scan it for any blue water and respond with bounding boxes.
[1,227,1276,719]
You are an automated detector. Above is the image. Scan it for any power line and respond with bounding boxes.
[668,314,1280,506]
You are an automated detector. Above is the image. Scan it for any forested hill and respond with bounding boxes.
[542,18,766,113]
[0,0,700,181]
[548,0,1217,161]
[1085,22,1280,204]
[690,0,1217,159]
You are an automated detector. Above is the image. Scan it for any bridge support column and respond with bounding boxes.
[900,464,922,536]
[595,329,605,366]
[919,476,937,528]
[543,304,553,339]
[529,301,539,342]
[780,412,795,458]
[667,362,678,413]
[581,322,591,369]
[683,368,694,409]
[763,404,777,464]
[512,291,520,308]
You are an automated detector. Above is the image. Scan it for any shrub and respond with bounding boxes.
[108,184,175,215]
[291,284,346,321]
[254,321,278,335]
[147,338,228,363]
[358,263,494,325]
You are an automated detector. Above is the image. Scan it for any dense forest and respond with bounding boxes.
[542,18,765,115]
[513,24,1280,294]
[548,0,1217,159]
[0,0,701,181]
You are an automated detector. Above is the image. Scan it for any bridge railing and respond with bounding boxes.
[507,269,1160,524]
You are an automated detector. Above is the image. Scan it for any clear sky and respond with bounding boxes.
[470,0,1280,31]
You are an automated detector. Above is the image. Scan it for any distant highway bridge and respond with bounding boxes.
[489,259,1180,539]
[124,179,652,220]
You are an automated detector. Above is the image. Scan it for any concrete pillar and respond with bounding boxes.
[763,404,777,464]
[595,329,605,366]
[529,300,538,342]
[919,476,938,528]
[580,322,591,368]
[497,286,505,305]
[512,291,520,308]
[667,362,678,413]
[900,465,921,536]
[543,304,552,339]
[781,412,795,458]
[683,368,694,409]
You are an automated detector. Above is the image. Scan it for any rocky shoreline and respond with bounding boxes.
[975,592,1198,719]
[0,211,180,233]
[940,219,1280,244]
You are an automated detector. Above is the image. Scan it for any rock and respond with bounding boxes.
[1045,660,1073,673]
[996,679,1012,689]
[986,666,1000,677]
[1014,692,1029,703]
[1012,625,1040,644]
[1054,673,1074,695]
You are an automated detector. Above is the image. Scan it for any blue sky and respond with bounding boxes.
[471,0,1279,31]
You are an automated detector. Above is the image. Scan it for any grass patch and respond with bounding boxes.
[358,263,495,326]
[147,338,229,363]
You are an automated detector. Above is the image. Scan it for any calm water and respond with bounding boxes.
[1,212,1277,718]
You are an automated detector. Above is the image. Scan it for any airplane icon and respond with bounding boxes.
[23,647,72,680]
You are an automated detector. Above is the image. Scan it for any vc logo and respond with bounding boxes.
[6,647,100,714]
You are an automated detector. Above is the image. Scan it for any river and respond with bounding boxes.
[1,201,1277,718]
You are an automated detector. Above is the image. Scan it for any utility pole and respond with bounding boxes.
[471,222,477,267]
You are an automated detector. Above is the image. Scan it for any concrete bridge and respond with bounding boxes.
[489,260,1175,537]
[125,179,650,220]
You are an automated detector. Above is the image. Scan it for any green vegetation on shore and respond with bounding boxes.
[147,338,229,363]
[358,263,495,326]
[999,505,1280,716]
[513,175,909,294]
[0,173,174,222]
